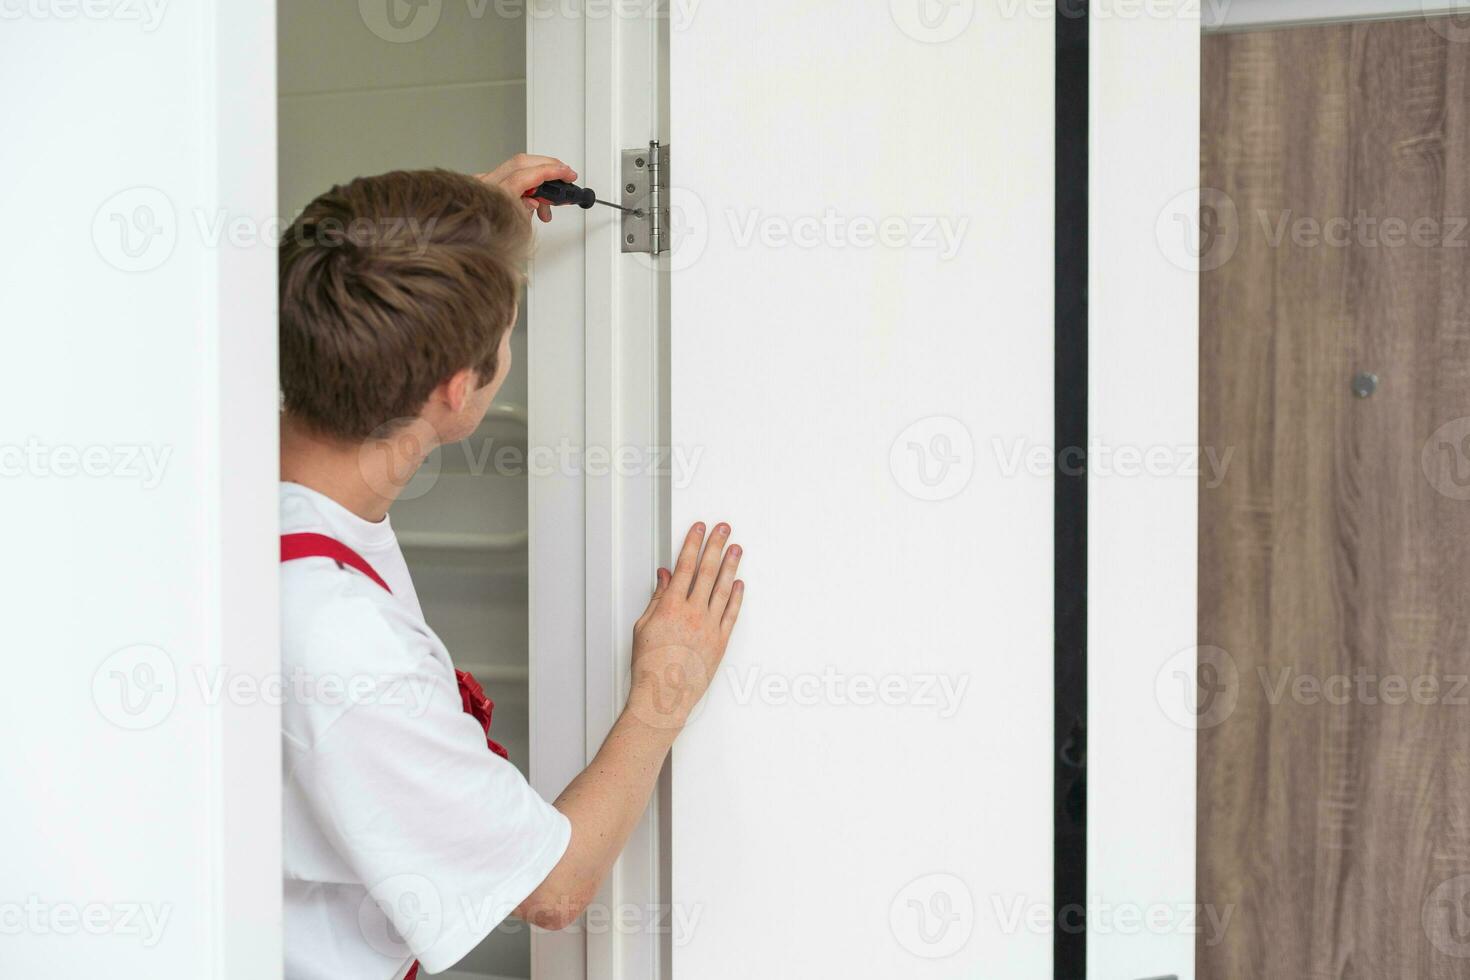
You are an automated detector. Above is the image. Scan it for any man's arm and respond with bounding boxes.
[514,521,745,929]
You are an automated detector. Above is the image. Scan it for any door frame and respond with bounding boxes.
[526,7,670,980]
[1203,0,1466,31]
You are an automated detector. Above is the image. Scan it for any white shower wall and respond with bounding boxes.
[277,4,534,977]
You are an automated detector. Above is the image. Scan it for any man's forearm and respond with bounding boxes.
[513,521,743,931]
[513,688,678,929]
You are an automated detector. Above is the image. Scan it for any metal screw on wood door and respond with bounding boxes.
[1352,372,1379,398]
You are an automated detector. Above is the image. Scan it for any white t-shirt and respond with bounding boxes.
[280,482,570,980]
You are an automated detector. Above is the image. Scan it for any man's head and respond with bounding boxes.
[279,169,529,447]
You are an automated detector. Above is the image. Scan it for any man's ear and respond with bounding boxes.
[436,367,479,415]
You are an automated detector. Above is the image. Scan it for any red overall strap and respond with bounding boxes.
[281,533,510,980]
[281,532,393,593]
[279,534,508,757]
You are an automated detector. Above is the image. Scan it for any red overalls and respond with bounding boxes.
[281,532,510,980]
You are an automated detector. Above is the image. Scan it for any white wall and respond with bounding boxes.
[0,2,278,977]
[669,2,1055,976]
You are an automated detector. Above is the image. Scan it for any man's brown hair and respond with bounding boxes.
[279,168,530,442]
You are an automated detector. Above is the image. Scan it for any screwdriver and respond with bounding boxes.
[525,179,642,216]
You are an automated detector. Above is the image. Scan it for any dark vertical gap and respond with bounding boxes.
[1055,1,1088,978]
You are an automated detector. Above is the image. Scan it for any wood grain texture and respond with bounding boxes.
[1200,18,1470,980]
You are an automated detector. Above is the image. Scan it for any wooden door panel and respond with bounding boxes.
[1201,18,1470,980]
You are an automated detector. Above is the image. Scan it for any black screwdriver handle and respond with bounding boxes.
[526,179,596,209]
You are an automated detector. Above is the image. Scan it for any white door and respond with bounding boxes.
[666,3,1198,979]
[1,3,280,977]
[668,4,1055,976]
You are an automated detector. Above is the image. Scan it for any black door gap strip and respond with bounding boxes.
[1054,1,1088,978]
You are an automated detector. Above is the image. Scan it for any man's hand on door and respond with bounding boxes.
[628,521,745,731]
[515,521,744,932]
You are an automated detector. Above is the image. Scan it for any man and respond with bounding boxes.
[278,154,744,978]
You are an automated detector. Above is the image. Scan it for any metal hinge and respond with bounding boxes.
[620,140,669,255]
